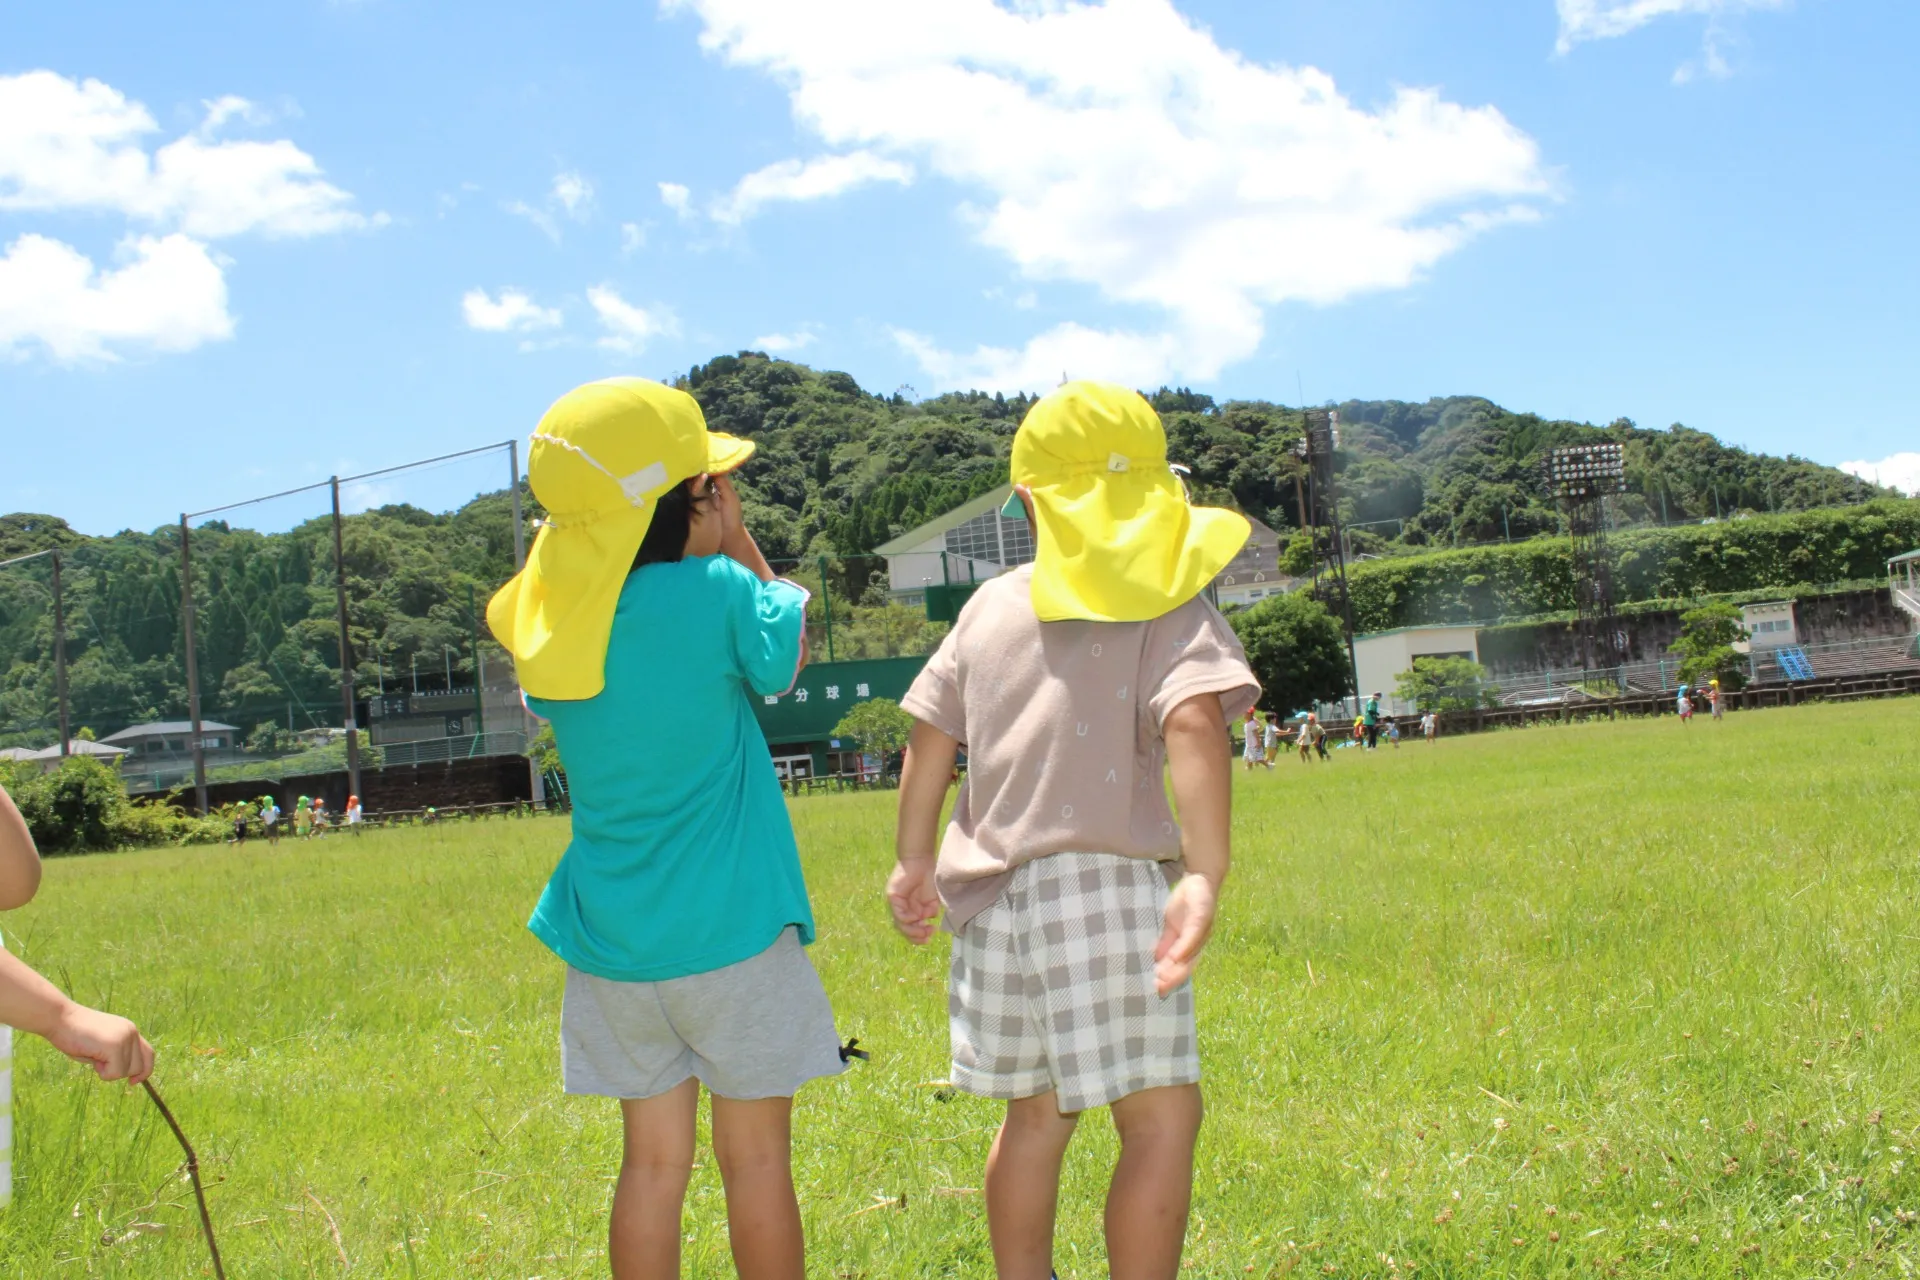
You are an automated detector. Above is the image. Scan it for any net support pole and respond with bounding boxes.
[511,440,545,807]
[178,517,210,814]
[330,479,362,804]
[467,582,485,736]
[50,549,70,758]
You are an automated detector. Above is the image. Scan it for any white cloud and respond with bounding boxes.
[1554,0,1785,53]
[658,181,693,219]
[711,150,913,224]
[552,169,594,218]
[504,199,560,242]
[620,221,648,254]
[892,322,1185,393]
[589,284,679,354]
[461,287,563,333]
[0,71,377,238]
[666,0,1550,391]
[1842,453,1920,497]
[752,327,816,353]
[0,232,232,362]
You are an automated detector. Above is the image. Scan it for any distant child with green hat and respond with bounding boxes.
[888,381,1259,1279]
[488,377,844,1277]
[293,796,313,839]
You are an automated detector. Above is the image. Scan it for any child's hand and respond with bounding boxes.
[49,1003,155,1084]
[886,857,941,944]
[1153,872,1218,996]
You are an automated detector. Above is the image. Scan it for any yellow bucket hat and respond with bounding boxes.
[486,377,753,700]
[1011,381,1249,623]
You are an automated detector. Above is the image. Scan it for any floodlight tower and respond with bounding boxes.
[1545,442,1627,677]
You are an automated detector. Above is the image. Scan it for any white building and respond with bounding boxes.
[873,483,1289,608]
[1351,625,1483,717]
[1737,600,1797,652]
[102,720,239,759]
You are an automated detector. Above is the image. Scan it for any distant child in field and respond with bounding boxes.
[1241,707,1262,772]
[489,378,843,1279]
[888,382,1259,1280]
[0,781,154,1206]
[1388,719,1401,748]
[1676,683,1694,724]
[1296,717,1313,762]
[311,796,328,834]
[1709,678,1724,721]
[1262,713,1282,767]
[1421,711,1437,743]
[230,800,250,844]
[294,795,314,838]
[261,795,281,844]
[1311,713,1329,760]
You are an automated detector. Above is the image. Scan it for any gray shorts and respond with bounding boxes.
[949,852,1198,1113]
[561,927,844,1100]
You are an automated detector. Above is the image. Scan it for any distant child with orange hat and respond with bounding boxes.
[888,382,1259,1280]
[489,378,845,1278]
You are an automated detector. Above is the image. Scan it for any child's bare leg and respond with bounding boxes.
[986,1091,1079,1280]
[613,1079,698,1278]
[710,1093,804,1280]
[1106,1083,1203,1280]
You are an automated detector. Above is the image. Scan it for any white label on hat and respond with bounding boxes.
[1107,452,1130,472]
[620,461,669,506]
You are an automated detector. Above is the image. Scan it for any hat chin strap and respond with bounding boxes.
[531,432,670,508]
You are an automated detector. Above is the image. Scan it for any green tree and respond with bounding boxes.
[1395,655,1499,712]
[526,722,562,774]
[832,697,916,760]
[1671,603,1750,688]
[1229,592,1351,713]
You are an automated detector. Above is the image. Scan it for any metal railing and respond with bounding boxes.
[1894,582,1920,623]
[375,730,527,768]
[1470,634,1920,707]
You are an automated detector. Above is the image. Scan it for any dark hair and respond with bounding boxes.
[633,477,712,569]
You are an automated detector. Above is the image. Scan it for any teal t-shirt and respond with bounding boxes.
[527,555,814,983]
[1363,697,1380,726]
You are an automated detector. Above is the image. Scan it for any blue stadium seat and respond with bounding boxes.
[1777,647,1815,681]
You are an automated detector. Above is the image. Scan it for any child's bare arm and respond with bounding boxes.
[1156,692,1231,995]
[0,946,154,1083]
[888,720,959,944]
[0,785,42,911]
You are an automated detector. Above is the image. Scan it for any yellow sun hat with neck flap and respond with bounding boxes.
[487,377,753,701]
[1011,381,1249,623]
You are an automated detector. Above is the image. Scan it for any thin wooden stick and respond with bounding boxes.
[142,1081,226,1280]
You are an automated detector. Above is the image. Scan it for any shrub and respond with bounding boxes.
[1395,656,1501,713]
[1229,592,1352,713]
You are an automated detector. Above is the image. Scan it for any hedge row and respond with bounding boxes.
[1343,500,1920,632]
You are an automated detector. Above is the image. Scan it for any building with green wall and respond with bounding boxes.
[750,654,930,778]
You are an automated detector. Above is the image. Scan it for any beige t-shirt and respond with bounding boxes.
[902,564,1260,931]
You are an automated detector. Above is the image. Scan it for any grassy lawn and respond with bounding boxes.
[4,698,1919,1277]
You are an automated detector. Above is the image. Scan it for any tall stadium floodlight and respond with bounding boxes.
[1546,442,1626,676]
[1302,409,1363,714]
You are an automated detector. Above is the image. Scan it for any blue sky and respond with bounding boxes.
[3,0,1917,536]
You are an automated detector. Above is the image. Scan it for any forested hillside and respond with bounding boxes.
[0,351,1898,746]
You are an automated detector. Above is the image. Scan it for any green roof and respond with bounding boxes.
[1890,548,1920,565]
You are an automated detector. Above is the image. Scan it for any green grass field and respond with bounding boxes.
[5,699,1919,1278]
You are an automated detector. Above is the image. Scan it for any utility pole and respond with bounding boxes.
[818,555,836,663]
[330,479,362,803]
[50,549,70,757]
[511,438,544,806]
[178,517,209,814]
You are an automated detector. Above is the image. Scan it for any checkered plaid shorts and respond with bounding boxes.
[949,851,1198,1113]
